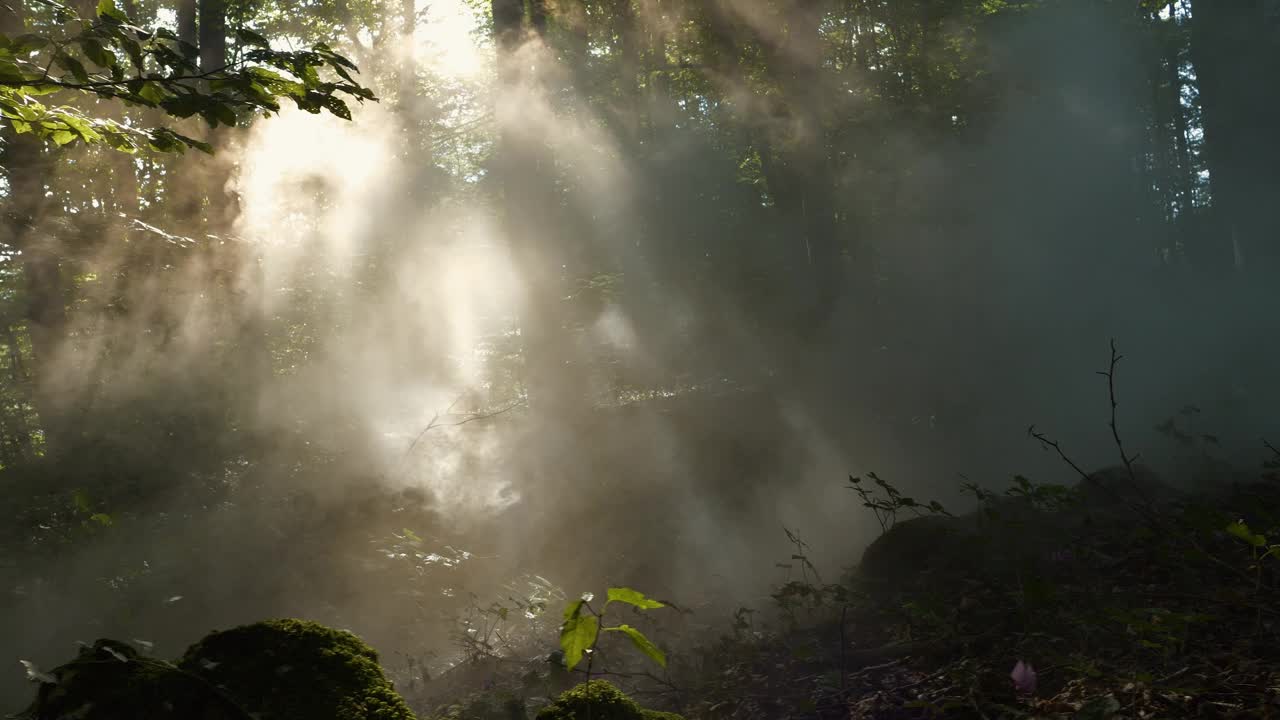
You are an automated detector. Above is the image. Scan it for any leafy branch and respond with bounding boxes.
[847,471,951,534]
[0,0,376,153]
[558,587,669,688]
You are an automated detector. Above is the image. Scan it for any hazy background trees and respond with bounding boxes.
[2,0,1277,706]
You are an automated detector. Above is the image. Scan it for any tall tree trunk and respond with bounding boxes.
[755,0,843,335]
[178,0,198,57]
[490,0,577,414]
[199,0,226,74]
[399,0,417,104]
[1188,0,1280,276]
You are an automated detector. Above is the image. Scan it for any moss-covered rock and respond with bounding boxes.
[179,618,415,720]
[17,639,249,720]
[857,465,1180,590]
[534,681,683,720]
[857,514,984,587]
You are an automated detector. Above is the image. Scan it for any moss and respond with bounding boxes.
[534,681,683,720]
[179,618,414,720]
[17,639,248,720]
[535,681,642,720]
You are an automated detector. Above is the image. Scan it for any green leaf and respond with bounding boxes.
[71,489,92,513]
[604,624,667,668]
[558,599,598,671]
[120,36,143,71]
[135,81,168,104]
[89,513,113,526]
[79,38,116,67]
[234,27,271,49]
[96,0,129,22]
[1227,520,1267,548]
[55,53,89,83]
[321,94,351,120]
[606,587,665,610]
[10,34,51,54]
[210,101,237,127]
[0,59,25,82]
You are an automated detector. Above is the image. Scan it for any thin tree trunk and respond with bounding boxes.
[2,325,36,459]
[199,0,226,74]
[490,0,577,414]
[178,0,198,58]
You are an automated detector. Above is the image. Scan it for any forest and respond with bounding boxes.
[3,0,1280,717]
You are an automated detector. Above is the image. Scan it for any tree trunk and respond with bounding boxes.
[398,0,417,104]
[199,0,226,74]
[1188,0,1280,276]
[489,0,578,414]
[178,0,198,58]
[756,0,843,335]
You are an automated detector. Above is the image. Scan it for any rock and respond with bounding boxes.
[179,618,415,720]
[856,466,1177,590]
[15,639,248,720]
[856,515,984,587]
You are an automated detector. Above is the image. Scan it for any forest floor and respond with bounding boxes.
[418,448,1280,720]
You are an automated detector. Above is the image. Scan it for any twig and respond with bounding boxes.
[1097,339,1150,505]
[1027,425,1091,482]
[839,604,848,695]
[400,397,524,465]
[1028,344,1262,590]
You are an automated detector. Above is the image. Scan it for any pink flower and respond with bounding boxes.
[1011,660,1037,696]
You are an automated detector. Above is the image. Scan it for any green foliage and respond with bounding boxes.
[178,618,414,720]
[603,624,666,668]
[0,0,375,153]
[559,599,599,672]
[847,472,952,534]
[606,586,665,610]
[534,680,683,720]
[557,588,667,673]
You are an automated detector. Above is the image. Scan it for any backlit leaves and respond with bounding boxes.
[0,1,375,154]
[559,599,599,671]
[558,587,669,673]
[605,586,665,610]
[603,624,666,668]
[1227,520,1267,548]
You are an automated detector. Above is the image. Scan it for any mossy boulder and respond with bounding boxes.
[857,514,984,587]
[857,466,1177,590]
[534,681,683,720]
[178,618,414,720]
[17,639,248,720]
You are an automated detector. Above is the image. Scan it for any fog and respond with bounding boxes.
[4,0,1278,708]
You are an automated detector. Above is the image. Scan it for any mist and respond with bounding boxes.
[3,0,1278,710]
